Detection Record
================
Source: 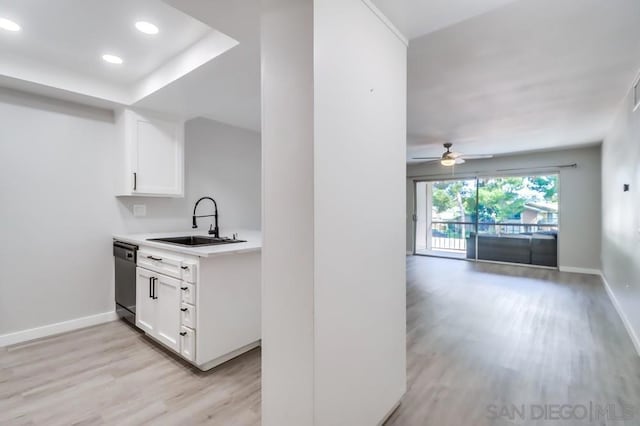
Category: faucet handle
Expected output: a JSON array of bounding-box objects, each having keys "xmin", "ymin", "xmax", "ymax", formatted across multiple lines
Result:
[{"xmin": 208, "ymin": 224, "xmax": 214, "ymax": 235}]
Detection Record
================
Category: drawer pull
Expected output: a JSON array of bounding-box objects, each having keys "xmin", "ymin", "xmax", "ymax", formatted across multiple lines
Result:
[
  {"xmin": 180, "ymin": 331, "xmax": 187, "ymax": 336},
  {"xmin": 181, "ymin": 287, "xmax": 188, "ymax": 291},
  {"xmin": 181, "ymin": 266, "xmax": 189, "ymax": 270},
  {"xmin": 181, "ymin": 308, "xmax": 188, "ymax": 312},
  {"xmin": 147, "ymin": 255, "xmax": 162, "ymax": 261}
]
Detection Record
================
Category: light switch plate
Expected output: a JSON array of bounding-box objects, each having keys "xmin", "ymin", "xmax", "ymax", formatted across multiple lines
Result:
[{"xmin": 133, "ymin": 204, "xmax": 147, "ymax": 217}]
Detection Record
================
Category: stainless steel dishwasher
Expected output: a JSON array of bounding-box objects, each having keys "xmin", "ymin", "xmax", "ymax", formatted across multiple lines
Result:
[{"xmin": 113, "ymin": 241, "xmax": 138, "ymax": 325}]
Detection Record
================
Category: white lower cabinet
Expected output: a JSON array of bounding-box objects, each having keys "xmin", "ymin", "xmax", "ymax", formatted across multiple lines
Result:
[
  {"xmin": 180, "ymin": 303, "xmax": 196, "ymax": 329},
  {"xmin": 135, "ymin": 267, "xmax": 156, "ymax": 335},
  {"xmin": 180, "ymin": 282, "xmax": 196, "ymax": 305},
  {"xmin": 133, "ymin": 244, "xmax": 260, "ymax": 371},
  {"xmin": 135, "ymin": 267, "xmax": 183, "ymax": 353},
  {"xmin": 154, "ymin": 274, "xmax": 182, "ymax": 352},
  {"xmin": 180, "ymin": 326, "xmax": 196, "ymax": 361}
]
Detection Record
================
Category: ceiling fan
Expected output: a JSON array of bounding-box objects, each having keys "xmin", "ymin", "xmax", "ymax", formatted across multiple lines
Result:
[{"xmin": 412, "ymin": 143, "xmax": 493, "ymax": 166}]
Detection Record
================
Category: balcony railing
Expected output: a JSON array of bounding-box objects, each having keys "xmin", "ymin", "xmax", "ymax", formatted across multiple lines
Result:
[{"xmin": 429, "ymin": 221, "xmax": 558, "ymax": 252}]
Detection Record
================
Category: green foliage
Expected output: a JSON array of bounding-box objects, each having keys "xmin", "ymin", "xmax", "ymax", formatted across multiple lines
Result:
[
  {"xmin": 529, "ymin": 175, "xmax": 558, "ymax": 202},
  {"xmin": 478, "ymin": 177, "xmax": 525, "ymax": 223},
  {"xmin": 432, "ymin": 180, "xmax": 476, "ymax": 218},
  {"xmin": 430, "ymin": 175, "xmax": 558, "ymax": 224},
  {"xmin": 432, "ymin": 186, "xmax": 455, "ymax": 213}
]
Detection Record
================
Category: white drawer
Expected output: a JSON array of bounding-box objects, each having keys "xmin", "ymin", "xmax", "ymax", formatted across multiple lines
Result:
[
  {"xmin": 180, "ymin": 302, "xmax": 196, "ymax": 329},
  {"xmin": 180, "ymin": 326, "xmax": 195, "ymax": 362},
  {"xmin": 180, "ymin": 282, "xmax": 196, "ymax": 305},
  {"xmin": 181, "ymin": 261, "xmax": 197, "ymax": 283},
  {"xmin": 138, "ymin": 250, "xmax": 183, "ymax": 279}
]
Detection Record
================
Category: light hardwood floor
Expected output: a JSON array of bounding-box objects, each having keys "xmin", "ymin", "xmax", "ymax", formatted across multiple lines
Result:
[
  {"xmin": 1, "ymin": 256, "xmax": 639, "ymax": 425},
  {"xmin": 0, "ymin": 322, "xmax": 261, "ymax": 425},
  {"xmin": 387, "ymin": 256, "xmax": 640, "ymax": 426}
]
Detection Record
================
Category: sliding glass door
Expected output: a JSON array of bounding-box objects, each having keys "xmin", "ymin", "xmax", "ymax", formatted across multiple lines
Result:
[
  {"xmin": 475, "ymin": 175, "xmax": 559, "ymax": 266},
  {"xmin": 415, "ymin": 174, "xmax": 559, "ymax": 267},
  {"xmin": 415, "ymin": 179, "xmax": 477, "ymax": 259}
]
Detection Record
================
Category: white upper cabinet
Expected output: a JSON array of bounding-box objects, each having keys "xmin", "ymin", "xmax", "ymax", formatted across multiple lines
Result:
[{"xmin": 115, "ymin": 108, "xmax": 184, "ymax": 197}]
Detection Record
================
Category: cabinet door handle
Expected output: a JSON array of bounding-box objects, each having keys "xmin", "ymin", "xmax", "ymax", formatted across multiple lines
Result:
[
  {"xmin": 181, "ymin": 287, "xmax": 188, "ymax": 291},
  {"xmin": 149, "ymin": 276, "xmax": 153, "ymax": 299},
  {"xmin": 147, "ymin": 255, "xmax": 162, "ymax": 261},
  {"xmin": 181, "ymin": 266, "xmax": 189, "ymax": 270},
  {"xmin": 180, "ymin": 331, "xmax": 187, "ymax": 336},
  {"xmin": 152, "ymin": 277, "xmax": 158, "ymax": 300},
  {"xmin": 133, "ymin": 172, "xmax": 137, "ymax": 191},
  {"xmin": 181, "ymin": 308, "xmax": 188, "ymax": 312}
]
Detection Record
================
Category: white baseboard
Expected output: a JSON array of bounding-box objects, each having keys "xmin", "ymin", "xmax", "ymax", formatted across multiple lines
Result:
[
  {"xmin": 0, "ymin": 311, "xmax": 118, "ymax": 347},
  {"xmin": 600, "ymin": 272, "xmax": 640, "ymax": 357},
  {"xmin": 377, "ymin": 399, "xmax": 402, "ymax": 426},
  {"xmin": 406, "ymin": 251, "xmax": 413, "ymax": 256},
  {"xmin": 558, "ymin": 266, "xmax": 601, "ymax": 275}
]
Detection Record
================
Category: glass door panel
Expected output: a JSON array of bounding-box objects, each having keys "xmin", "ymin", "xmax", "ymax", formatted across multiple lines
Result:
[
  {"xmin": 416, "ymin": 179, "xmax": 477, "ymax": 259},
  {"xmin": 476, "ymin": 175, "xmax": 559, "ymax": 266}
]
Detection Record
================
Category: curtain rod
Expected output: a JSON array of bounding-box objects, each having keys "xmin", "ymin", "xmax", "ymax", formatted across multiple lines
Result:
[
  {"xmin": 496, "ymin": 163, "xmax": 577, "ymax": 172},
  {"xmin": 407, "ymin": 163, "xmax": 577, "ymax": 180}
]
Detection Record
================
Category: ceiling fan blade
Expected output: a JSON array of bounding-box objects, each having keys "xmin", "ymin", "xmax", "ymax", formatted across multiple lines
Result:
[
  {"xmin": 449, "ymin": 152, "xmax": 463, "ymax": 158},
  {"xmin": 460, "ymin": 154, "xmax": 493, "ymax": 160},
  {"xmin": 411, "ymin": 157, "xmax": 441, "ymax": 160},
  {"xmin": 455, "ymin": 158, "xmax": 466, "ymax": 165}
]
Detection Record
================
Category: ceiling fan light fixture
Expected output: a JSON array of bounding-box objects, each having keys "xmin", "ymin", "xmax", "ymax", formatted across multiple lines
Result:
[{"xmin": 441, "ymin": 158, "xmax": 456, "ymax": 167}]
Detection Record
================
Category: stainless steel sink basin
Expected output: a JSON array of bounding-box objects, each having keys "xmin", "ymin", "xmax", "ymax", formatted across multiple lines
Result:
[{"xmin": 148, "ymin": 236, "xmax": 246, "ymax": 247}]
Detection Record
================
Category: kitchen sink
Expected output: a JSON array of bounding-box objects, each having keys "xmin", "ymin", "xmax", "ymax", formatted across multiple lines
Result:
[{"xmin": 148, "ymin": 236, "xmax": 247, "ymax": 247}]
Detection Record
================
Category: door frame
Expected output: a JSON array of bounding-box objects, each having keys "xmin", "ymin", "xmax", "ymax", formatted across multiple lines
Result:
[{"xmin": 411, "ymin": 172, "xmax": 561, "ymax": 269}]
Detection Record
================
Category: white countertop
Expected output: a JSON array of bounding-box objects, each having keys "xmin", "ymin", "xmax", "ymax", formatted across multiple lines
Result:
[{"xmin": 113, "ymin": 229, "xmax": 262, "ymax": 258}]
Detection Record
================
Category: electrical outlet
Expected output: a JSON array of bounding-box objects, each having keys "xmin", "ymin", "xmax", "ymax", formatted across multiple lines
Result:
[{"xmin": 133, "ymin": 204, "xmax": 147, "ymax": 217}]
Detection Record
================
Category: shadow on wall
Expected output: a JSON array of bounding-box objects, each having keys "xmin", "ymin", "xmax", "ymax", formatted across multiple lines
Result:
[{"xmin": 0, "ymin": 87, "xmax": 114, "ymax": 123}]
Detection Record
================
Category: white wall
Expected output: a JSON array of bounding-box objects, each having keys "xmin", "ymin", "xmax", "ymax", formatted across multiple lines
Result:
[
  {"xmin": 261, "ymin": 0, "xmax": 316, "ymax": 423},
  {"xmin": 601, "ymin": 74, "xmax": 640, "ymax": 350},
  {"xmin": 0, "ymin": 88, "xmax": 261, "ymax": 337},
  {"xmin": 0, "ymin": 89, "xmax": 119, "ymax": 336},
  {"xmin": 407, "ymin": 145, "xmax": 602, "ymax": 271},
  {"xmin": 261, "ymin": 0, "xmax": 407, "ymax": 424},
  {"xmin": 313, "ymin": 0, "xmax": 407, "ymax": 424}
]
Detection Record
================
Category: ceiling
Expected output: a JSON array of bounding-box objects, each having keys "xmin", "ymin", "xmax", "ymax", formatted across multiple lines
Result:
[
  {"xmin": 0, "ymin": 0, "xmax": 210, "ymax": 86},
  {"xmin": 136, "ymin": 0, "xmax": 261, "ymax": 131},
  {"xmin": 370, "ymin": 0, "xmax": 520, "ymax": 39},
  {"xmin": 407, "ymin": 0, "xmax": 640, "ymax": 163},
  {"xmin": 0, "ymin": 0, "xmax": 238, "ymax": 107},
  {"xmin": 1, "ymin": 0, "xmax": 638, "ymax": 152}
]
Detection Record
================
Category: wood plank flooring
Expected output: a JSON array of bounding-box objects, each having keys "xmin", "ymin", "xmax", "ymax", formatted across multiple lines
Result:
[
  {"xmin": 0, "ymin": 322, "xmax": 260, "ymax": 425},
  {"xmin": 387, "ymin": 257, "xmax": 640, "ymax": 426},
  {"xmin": 2, "ymin": 256, "xmax": 639, "ymax": 425}
]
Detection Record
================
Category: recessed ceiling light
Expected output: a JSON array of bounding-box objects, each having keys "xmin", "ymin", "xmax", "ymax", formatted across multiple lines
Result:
[
  {"xmin": 0, "ymin": 17, "xmax": 21, "ymax": 32},
  {"xmin": 135, "ymin": 21, "xmax": 159, "ymax": 35},
  {"xmin": 102, "ymin": 54, "xmax": 123, "ymax": 65}
]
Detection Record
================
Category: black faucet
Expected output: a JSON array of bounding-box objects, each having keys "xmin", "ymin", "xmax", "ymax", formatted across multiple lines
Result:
[{"xmin": 192, "ymin": 196, "xmax": 219, "ymax": 238}]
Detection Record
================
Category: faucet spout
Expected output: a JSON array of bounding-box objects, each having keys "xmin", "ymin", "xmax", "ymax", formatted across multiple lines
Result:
[{"xmin": 192, "ymin": 196, "xmax": 219, "ymax": 238}]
